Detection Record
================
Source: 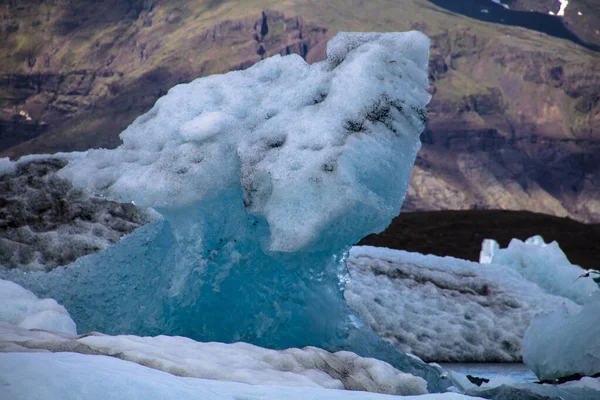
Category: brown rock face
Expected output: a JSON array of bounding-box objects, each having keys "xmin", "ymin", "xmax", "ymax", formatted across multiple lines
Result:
[
  {"xmin": 402, "ymin": 28, "xmax": 600, "ymax": 223},
  {"xmin": 1, "ymin": 0, "xmax": 599, "ymax": 223},
  {"xmin": 0, "ymin": 4, "xmax": 329, "ymax": 156}
]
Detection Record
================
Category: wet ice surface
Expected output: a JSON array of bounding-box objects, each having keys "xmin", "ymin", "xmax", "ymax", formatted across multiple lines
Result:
[{"xmin": 441, "ymin": 363, "xmax": 538, "ymax": 384}]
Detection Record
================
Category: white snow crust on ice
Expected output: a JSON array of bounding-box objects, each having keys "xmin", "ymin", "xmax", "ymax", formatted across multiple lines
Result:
[
  {"xmin": 490, "ymin": 236, "xmax": 598, "ymax": 304},
  {"xmin": 59, "ymin": 31, "xmax": 430, "ymax": 252},
  {"xmin": 345, "ymin": 246, "xmax": 580, "ymax": 362},
  {"xmin": 0, "ymin": 152, "xmax": 87, "ymax": 178},
  {"xmin": 0, "ymin": 278, "xmax": 76, "ymax": 335},
  {"xmin": 0, "ymin": 352, "xmax": 484, "ymax": 400},
  {"xmin": 522, "ymin": 291, "xmax": 600, "ymax": 381},
  {"xmin": 0, "ymin": 321, "xmax": 426, "ymax": 395}
]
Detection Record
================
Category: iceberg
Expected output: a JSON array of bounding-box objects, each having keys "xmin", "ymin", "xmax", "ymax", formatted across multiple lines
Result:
[
  {"xmin": 522, "ymin": 292, "xmax": 600, "ymax": 381},
  {"xmin": 487, "ymin": 236, "xmax": 598, "ymax": 304},
  {"xmin": 0, "ymin": 32, "xmax": 450, "ymax": 389},
  {"xmin": 0, "ymin": 278, "xmax": 76, "ymax": 335},
  {"xmin": 345, "ymin": 246, "xmax": 579, "ymax": 362}
]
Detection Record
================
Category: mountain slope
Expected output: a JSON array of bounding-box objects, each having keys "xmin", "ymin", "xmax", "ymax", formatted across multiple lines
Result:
[{"xmin": 1, "ymin": 0, "xmax": 599, "ymax": 222}]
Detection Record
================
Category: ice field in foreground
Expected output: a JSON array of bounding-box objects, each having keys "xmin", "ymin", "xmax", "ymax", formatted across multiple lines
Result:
[{"xmin": 0, "ymin": 352, "xmax": 480, "ymax": 400}]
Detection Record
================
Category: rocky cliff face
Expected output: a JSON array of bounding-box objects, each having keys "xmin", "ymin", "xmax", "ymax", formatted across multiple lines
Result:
[
  {"xmin": 1, "ymin": 0, "xmax": 599, "ymax": 222},
  {"xmin": 403, "ymin": 27, "xmax": 600, "ymax": 223},
  {"xmin": 0, "ymin": 2, "xmax": 329, "ymax": 155}
]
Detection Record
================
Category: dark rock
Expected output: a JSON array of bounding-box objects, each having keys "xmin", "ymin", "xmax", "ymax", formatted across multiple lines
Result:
[{"xmin": 466, "ymin": 374, "xmax": 490, "ymax": 386}]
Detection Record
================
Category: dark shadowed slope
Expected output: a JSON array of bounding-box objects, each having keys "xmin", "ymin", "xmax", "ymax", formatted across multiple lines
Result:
[{"xmin": 359, "ymin": 210, "xmax": 600, "ymax": 271}]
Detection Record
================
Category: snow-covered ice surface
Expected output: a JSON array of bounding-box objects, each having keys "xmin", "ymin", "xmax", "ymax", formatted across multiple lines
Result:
[
  {"xmin": 0, "ymin": 322, "xmax": 428, "ymax": 396},
  {"xmin": 522, "ymin": 292, "xmax": 600, "ymax": 381},
  {"xmin": 345, "ymin": 246, "xmax": 579, "ymax": 362},
  {"xmin": 0, "ymin": 278, "xmax": 76, "ymax": 335},
  {"xmin": 490, "ymin": 236, "xmax": 598, "ymax": 305},
  {"xmin": 0, "ymin": 32, "xmax": 450, "ymax": 390},
  {"xmin": 0, "ymin": 352, "xmax": 482, "ymax": 400}
]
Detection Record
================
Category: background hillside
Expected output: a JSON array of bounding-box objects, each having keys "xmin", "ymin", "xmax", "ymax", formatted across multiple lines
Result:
[{"xmin": 1, "ymin": 0, "xmax": 599, "ymax": 222}]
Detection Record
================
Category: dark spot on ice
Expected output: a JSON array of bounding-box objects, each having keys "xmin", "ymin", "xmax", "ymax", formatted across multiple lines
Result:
[
  {"xmin": 411, "ymin": 105, "xmax": 428, "ymax": 124},
  {"xmin": 344, "ymin": 120, "xmax": 365, "ymax": 133},
  {"xmin": 366, "ymin": 98, "xmax": 392, "ymax": 124},
  {"xmin": 312, "ymin": 90, "xmax": 328, "ymax": 105},
  {"xmin": 322, "ymin": 162, "xmax": 335, "ymax": 172},
  {"xmin": 265, "ymin": 135, "xmax": 286, "ymax": 149}
]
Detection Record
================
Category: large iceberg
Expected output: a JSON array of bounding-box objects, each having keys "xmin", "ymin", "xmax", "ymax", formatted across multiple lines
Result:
[{"xmin": 0, "ymin": 32, "xmax": 449, "ymax": 389}]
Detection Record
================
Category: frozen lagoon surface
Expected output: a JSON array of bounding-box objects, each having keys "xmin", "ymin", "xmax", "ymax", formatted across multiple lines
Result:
[{"xmin": 0, "ymin": 31, "xmax": 453, "ymax": 391}]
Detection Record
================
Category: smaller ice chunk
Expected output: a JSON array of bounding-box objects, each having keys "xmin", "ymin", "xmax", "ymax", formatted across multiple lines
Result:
[
  {"xmin": 0, "ymin": 278, "xmax": 76, "ymax": 335},
  {"xmin": 491, "ymin": 236, "xmax": 598, "ymax": 304},
  {"xmin": 478, "ymin": 239, "xmax": 499, "ymax": 264},
  {"xmin": 522, "ymin": 292, "xmax": 600, "ymax": 381}
]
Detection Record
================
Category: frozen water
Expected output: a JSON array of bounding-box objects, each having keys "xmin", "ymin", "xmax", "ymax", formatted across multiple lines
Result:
[
  {"xmin": 490, "ymin": 236, "xmax": 598, "ymax": 304},
  {"xmin": 0, "ymin": 352, "xmax": 483, "ymax": 400},
  {"xmin": 522, "ymin": 292, "xmax": 600, "ymax": 381},
  {"xmin": 478, "ymin": 239, "xmax": 499, "ymax": 264},
  {"xmin": 0, "ymin": 32, "xmax": 449, "ymax": 390},
  {"xmin": 0, "ymin": 278, "xmax": 76, "ymax": 335},
  {"xmin": 59, "ymin": 31, "xmax": 430, "ymax": 253},
  {"xmin": 0, "ymin": 157, "xmax": 157, "ymax": 271},
  {"xmin": 345, "ymin": 246, "xmax": 579, "ymax": 362},
  {"xmin": 0, "ymin": 321, "xmax": 427, "ymax": 396}
]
